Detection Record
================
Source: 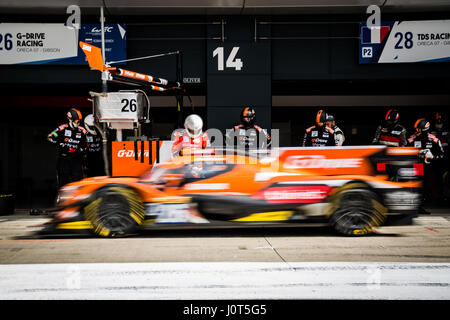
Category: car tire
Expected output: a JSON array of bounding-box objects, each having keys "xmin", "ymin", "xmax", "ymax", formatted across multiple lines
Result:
[
  {"xmin": 83, "ymin": 186, "xmax": 144, "ymax": 237},
  {"xmin": 329, "ymin": 184, "xmax": 387, "ymax": 236}
]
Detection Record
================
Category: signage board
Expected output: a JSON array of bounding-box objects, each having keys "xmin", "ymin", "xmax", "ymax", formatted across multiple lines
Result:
[
  {"xmin": 0, "ymin": 23, "xmax": 126, "ymax": 65},
  {"xmin": 359, "ymin": 20, "xmax": 450, "ymax": 63}
]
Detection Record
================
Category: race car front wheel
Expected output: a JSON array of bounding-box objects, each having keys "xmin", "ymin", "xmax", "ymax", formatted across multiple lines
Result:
[
  {"xmin": 329, "ymin": 185, "xmax": 387, "ymax": 236},
  {"xmin": 83, "ymin": 186, "xmax": 144, "ymax": 237}
]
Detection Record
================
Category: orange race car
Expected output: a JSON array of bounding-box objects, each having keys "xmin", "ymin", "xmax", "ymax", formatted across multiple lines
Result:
[{"xmin": 38, "ymin": 146, "xmax": 423, "ymax": 237}]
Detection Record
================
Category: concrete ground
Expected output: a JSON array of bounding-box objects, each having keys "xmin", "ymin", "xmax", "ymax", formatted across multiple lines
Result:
[
  {"xmin": 1, "ymin": 210, "xmax": 449, "ymax": 300},
  {"xmin": 0, "ymin": 209, "xmax": 449, "ymax": 264}
]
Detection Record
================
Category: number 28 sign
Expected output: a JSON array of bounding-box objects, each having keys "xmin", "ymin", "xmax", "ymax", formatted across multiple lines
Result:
[{"xmin": 359, "ymin": 20, "xmax": 450, "ymax": 63}]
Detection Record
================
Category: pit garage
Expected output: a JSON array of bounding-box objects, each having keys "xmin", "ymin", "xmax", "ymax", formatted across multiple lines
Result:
[
  {"xmin": 1, "ymin": 0, "xmax": 450, "ymax": 305},
  {"xmin": 0, "ymin": 1, "xmax": 449, "ymax": 209}
]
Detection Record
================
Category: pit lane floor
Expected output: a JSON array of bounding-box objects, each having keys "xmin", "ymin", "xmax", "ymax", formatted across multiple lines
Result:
[{"xmin": 0, "ymin": 209, "xmax": 449, "ymax": 299}]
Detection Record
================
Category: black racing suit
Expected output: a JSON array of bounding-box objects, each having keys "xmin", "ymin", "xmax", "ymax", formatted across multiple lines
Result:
[
  {"xmin": 372, "ymin": 123, "xmax": 408, "ymax": 147},
  {"xmin": 225, "ymin": 124, "xmax": 271, "ymax": 150},
  {"xmin": 407, "ymin": 132, "xmax": 444, "ymax": 204},
  {"xmin": 431, "ymin": 124, "xmax": 449, "ymax": 161},
  {"xmin": 431, "ymin": 124, "xmax": 450, "ymax": 202},
  {"xmin": 84, "ymin": 128, "xmax": 105, "ymax": 177},
  {"xmin": 47, "ymin": 123, "xmax": 87, "ymax": 188},
  {"xmin": 302, "ymin": 125, "xmax": 336, "ymax": 147}
]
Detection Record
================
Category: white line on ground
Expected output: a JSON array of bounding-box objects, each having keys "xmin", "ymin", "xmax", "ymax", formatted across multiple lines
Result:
[{"xmin": 0, "ymin": 262, "xmax": 449, "ymax": 300}]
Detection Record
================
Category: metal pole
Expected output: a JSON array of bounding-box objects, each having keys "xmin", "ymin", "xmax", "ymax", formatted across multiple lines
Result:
[
  {"xmin": 99, "ymin": 7, "xmax": 111, "ymax": 174},
  {"xmin": 176, "ymin": 51, "xmax": 183, "ymax": 128},
  {"xmin": 100, "ymin": 7, "xmax": 107, "ymax": 93}
]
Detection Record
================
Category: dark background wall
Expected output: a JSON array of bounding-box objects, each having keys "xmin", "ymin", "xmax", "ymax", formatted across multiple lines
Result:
[{"xmin": 1, "ymin": 10, "xmax": 450, "ymax": 208}]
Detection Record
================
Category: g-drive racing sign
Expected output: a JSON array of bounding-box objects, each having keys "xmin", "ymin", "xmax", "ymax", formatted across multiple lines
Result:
[
  {"xmin": 0, "ymin": 23, "xmax": 126, "ymax": 65},
  {"xmin": 359, "ymin": 20, "xmax": 450, "ymax": 63}
]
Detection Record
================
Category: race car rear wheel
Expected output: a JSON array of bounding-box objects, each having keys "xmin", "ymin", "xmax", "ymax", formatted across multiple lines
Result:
[
  {"xmin": 329, "ymin": 185, "xmax": 387, "ymax": 236},
  {"xmin": 83, "ymin": 186, "xmax": 144, "ymax": 237}
]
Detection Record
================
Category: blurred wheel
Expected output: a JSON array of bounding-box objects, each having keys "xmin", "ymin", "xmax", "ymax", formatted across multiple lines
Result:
[
  {"xmin": 84, "ymin": 186, "xmax": 144, "ymax": 237},
  {"xmin": 329, "ymin": 184, "xmax": 387, "ymax": 236}
]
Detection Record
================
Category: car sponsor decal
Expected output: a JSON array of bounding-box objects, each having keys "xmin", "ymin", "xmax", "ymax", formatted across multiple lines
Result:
[
  {"xmin": 283, "ymin": 155, "xmax": 363, "ymax": 169},
  {"xmin": 256, "ymin": 185, "xmax": 333, "ymax": 203}
]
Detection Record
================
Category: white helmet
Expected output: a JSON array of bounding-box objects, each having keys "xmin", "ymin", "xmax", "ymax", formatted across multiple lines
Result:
[
  {"xmin": 184, "ymin": 114, "xmax": 203, "ymax": 138},
  {"xmin": 84, "ymin": 114, "xmax": 97, "ymax": 135}
]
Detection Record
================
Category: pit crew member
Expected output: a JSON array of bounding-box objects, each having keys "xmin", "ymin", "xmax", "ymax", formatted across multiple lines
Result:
[
  {"xmin": 302, "ymin": 110, "xmax": 336, "ymax": 147},
  {"xmin": 430, "ymin": 112, "xmax": 449, "ymax": 203},
  {"xmin": 326, "ymin": 113, "xmax": 345, "ymax": 146},
  {"xmin": 408, "ymin": 118, "xmax": 444, "ymax": 205},
  {"xmin": 226, "ymin": 107, "xmax": 271, "ymax": 150},
  {"xmin": 83, "ymin": 114, "xmax": 105, "ymax": 177},
  {"xmin": 372, "ymin": 109, "xmax": 407, "ymax": 147},
  {"xmin": 47, "ymin": 108, "xmax": 87, "ymax": 188}
]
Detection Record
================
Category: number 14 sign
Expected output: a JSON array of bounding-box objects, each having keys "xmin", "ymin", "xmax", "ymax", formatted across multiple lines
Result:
[{"xmin": 212, "ymin": 46, "xmax": 243, "ymax": 71}]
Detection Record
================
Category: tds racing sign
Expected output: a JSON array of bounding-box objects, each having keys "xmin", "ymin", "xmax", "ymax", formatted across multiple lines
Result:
[{"xmin": 359, "ymin": 20, "xmax": 450, "ymax": 63}]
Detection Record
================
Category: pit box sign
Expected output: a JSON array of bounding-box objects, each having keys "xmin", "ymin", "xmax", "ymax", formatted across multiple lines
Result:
[
  {"xmin": 359, "ymin": 20, "xmax": 450, "ymax": 63},
  {"xmin": 0, "ymin": 23, "xmax": 126, "ymax": 65}
]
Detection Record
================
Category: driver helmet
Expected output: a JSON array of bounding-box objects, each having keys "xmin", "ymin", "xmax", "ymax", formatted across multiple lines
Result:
[
  {"xmin": 67, "ymin": 108, "xmax": 82, "ymax": 128},
  {"xmin": 184, "ymin": 114, "xmax": 203, "ymax": 138},
  {"xmin": 84, "ymin": 114, "xmax": 97, "ymax": 135}
]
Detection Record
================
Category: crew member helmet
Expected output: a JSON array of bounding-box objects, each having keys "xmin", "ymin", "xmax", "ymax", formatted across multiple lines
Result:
[
  {"xmin": 434, "ymin": 112, "xmax": 446, "ymax": 129},
  {"xmin": 67, "ymin": 108, "xmax": 82, "ymax": 128},
  {"xmin": 316, "ymin": 109, "xmax": 328, "ymax": 126},
  {"xmin": 414, "ymin": 118, "xmax": 430, "ymax": 134},
  {"xmin": 184, "ymin": 114, "xmax": 203, "ymax": 138},
  {"xmin": 240, "ymin": 107, "xmax": 256, "ymax": 126},
  {"xmin": 84, "ymin": 114, "xmax": 96, "ymax": 135},
  {"xmin": 384, "ymin": 109, "xmax": 400, "ymax": 126}
]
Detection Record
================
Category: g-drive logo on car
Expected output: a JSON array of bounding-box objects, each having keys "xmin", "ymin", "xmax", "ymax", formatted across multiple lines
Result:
[{"xmin": 283, "ymin": 155, "xmax": 363, "ymax": 169}]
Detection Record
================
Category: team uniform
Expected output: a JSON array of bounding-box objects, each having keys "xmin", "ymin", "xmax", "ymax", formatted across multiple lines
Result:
[
  {"xmin": 431, "ymin": 124, "xmax": 449, "ymax": 159},
  {"xmin": 408, "ymin": 118, "xmax": 445, "ymax": 205},
  {"xmin": 84, "ymin": 128, "xmax": 104, "ymax": 177},
  {"xmin": 226, "ymin": 124, "xmax": 271, "ymax": 149},
  {"xmin": 332, "ymin": 126, "xmax": 345, "ymax": 146},
  {"xmin": 171, "ymin": 130, "xmax": 210, "ymax": 156},
  {"xmin": 227, "ymin": 107, "xmax": 271, "ymax": 150},
  {"xmin": 47, "ymin": 123, "xmax": 87, "ymax": 188},
  {"xmin": 372, "ymin": 109, "xmax": 407, "ymax": 147},
  {"xmin": 326, "ymin": 114, "xmax": 345, "ymax": 146},
  {"xmin": 372, "ymin": 124, "xmax": 408, "ymax": 147},
  {"xmin": 407, "ymin": 132, "xmax": 444, "ymax": 161},
  {"xmin": 302, "ymin": 125, "xmax": 336, "ymax": 147}
]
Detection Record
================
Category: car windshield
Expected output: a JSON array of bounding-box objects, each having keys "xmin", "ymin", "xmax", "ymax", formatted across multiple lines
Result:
[{"xmin": 140, "ymin": 161, "xmax": 234, "ymax": 184}]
